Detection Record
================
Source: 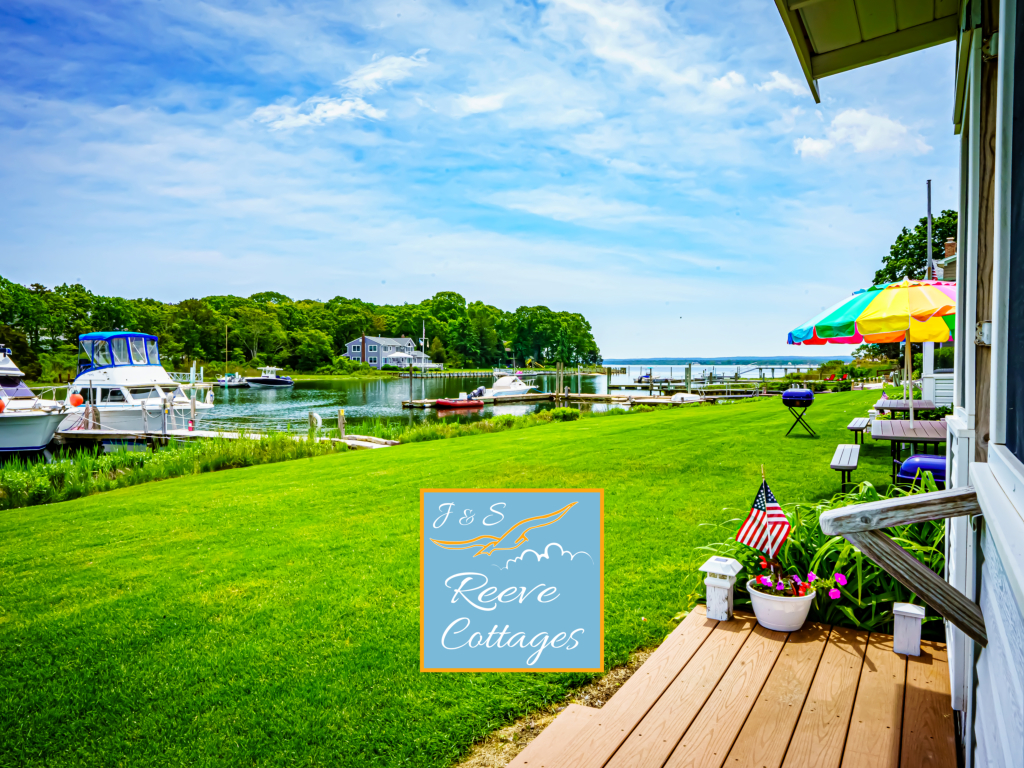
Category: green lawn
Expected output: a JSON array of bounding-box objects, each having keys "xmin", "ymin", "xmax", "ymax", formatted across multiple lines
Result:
[{"xmin": 0, "ymin": 390, "xmax": 892, "ymax": 767}]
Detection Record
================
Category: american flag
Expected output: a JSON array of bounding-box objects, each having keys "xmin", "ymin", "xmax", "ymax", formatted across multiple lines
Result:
[{"xmin": 735, "ymin": 480, "xmax": 790, "ymax": 558}]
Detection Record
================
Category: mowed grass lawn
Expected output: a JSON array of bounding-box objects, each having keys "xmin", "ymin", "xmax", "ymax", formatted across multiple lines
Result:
[{"xmin": 1, "ymin": 390, "xmax": 892, "ymax": 767}]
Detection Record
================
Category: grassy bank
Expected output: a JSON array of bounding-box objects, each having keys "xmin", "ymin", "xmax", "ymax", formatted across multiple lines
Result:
[{"xmin": 1, "ymin": 390, "xmax": 891, "ymax": 767}]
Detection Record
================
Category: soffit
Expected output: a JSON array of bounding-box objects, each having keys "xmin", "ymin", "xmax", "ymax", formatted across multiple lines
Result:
[{"xmin": 775, "ymin": 0, "xmax": 960, "ymax": 102}]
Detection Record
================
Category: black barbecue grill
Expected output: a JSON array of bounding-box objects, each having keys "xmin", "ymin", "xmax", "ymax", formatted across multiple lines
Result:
[{"xmin": 783, "ymin": 388, "xmax": 816, "ymax": 436}]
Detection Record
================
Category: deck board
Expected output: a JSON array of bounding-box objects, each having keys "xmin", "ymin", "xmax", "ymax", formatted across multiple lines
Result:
[
  {"xmin": 604, "ymin": 616, "xmax": 756, "ymax": 768},
  {"xmin": 725, "ymin": 623, "xmax": 831, "ymax": 768},
  {"xmin": 900, "ymin": 641, "xmax": 957, "ymax": 768},
  {"xmin": 507, "ymin": 618, "xmax": 958, "ymax": 768},
  {"xmin": 781, "ymin": 626, "xmax": 869, "ymax": 768},
  {"xmin": 663, "ymin": 623, "xmax": 788, "ymax": 768},
  {"xmin": 840, "ymin": 634, "xmax": 906, "ymax": 768},
  {"xmin": 506, "ymin": 704, "xmax": 595, "ymax": 768},
  {"xmin": 539, "ymin": 606, "xmax": 719, "ymax": 768}
]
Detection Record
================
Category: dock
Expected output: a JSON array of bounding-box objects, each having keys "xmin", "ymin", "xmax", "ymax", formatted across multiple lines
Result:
[
  {"xmin": 401, "ymin": 391, "xmax": 778, "ymax": 408},
  {"xmin": 55, "ymin": 428, "xmax": 395, "ymax": 450}
]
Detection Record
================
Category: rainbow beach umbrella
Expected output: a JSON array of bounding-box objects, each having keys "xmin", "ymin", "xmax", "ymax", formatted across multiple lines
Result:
[
  {"xmin": 788, "ymin": 279, "xmax": 956, "ymax": 346},
  {"xmin": 788, "ymin": 278, "xmax": 957, "ymax": 425}
]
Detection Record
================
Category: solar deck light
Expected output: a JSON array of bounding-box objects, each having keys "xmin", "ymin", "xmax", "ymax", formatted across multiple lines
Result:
[
  {"xmin": 893, "ymin": 602, "xmax": 926, "ymax": 656},
  {"xmin": 699, "ymin": 556, "xmax": 744, "ymax": 621}
]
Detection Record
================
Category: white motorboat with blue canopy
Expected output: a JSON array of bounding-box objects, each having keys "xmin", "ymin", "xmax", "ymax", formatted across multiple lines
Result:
[
  {"xmin": 62, "ymin": 331, "xmax": 214, "ymax": 432},
  {"xmin": 0, "ymin": 346, "xmax": 69, "ymax": 452}
]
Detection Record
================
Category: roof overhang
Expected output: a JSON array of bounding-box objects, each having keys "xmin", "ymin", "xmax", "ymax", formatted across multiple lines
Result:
[{"xmin": 773, "ymin": 0, "xmax": 960, "ymax": 104}]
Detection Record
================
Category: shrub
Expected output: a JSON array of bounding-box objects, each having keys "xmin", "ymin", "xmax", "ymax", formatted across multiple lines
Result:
[
  {"xmin": 630, "ymin": 404, "xmax": 656, "ymax": 413},
  {"xmin": 549, "ymin": 407, "xmax": 581, "ymax": 421},
  {"xmin": 698, "ymin": 477, "xmax": 944, "ymax": 634}
]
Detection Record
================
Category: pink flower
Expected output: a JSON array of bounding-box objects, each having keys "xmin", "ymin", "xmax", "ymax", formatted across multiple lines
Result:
[
  {"xmin": 791, "ymin": 575, "xmax": 802, "ymax": 585},
  {"xmin": 807, "ymin": 572, "xmax": 817, "ymax": 582},
  {"xmin": 829, "ymin": 588, "xmax": 841, "ymax": 600},
  {"xmin": 775, "ymin": 582, "xmax": 785, "ymax": 591},
  {"xmin": 835, "ymin": 573, "xmax": 848, "ymax": 587},
  {"xmin": 759, "ymin": 575, "xmax": 772, "ymax": 587}
]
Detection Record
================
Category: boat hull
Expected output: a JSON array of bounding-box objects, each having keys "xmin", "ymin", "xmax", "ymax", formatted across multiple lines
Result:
[
  {"xmin": 0, "ymin": 411, "xmax": 68, "ymax": 451},
  {"xmin": 245, "ymin": 379, "xmax": 293, "ymax": 389},
  {"xmin": 59, "ymin": 403, "xmax": 213, "ymax": 432},
  {"xmin": 435, "ymin": 399, "xmax": 484, "ymax": 409}
]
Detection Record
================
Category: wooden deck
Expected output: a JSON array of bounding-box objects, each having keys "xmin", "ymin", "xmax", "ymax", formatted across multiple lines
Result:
[{"xmin": 508, "ymin": 606, "xmax": 956, "ymax": 768}]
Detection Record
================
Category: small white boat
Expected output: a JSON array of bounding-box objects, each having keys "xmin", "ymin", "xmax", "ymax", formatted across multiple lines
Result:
[
  {"xmin": 0, "ymin": 348, "xmax": 69, "ymax": 452},
  {"xmin": 245, "ymin": 366, "xmax": 293, "ymax": 389},
  {"xmin": 62, "ymin": 332, "xmax": 214, "ymax": 432},
  {"xmin": 217, "ymin": 373, "xmax": 250, "ymax": 388},
  {"xmin": 482, "ymin": 375, "xmax": 537, "ymax": 399}
]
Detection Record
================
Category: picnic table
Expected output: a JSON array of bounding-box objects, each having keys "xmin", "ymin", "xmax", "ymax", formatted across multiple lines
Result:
[
  {"xmin": 874, "ymin": 398, "xmax": 936, "ymax": 416},
  {"xmin": 871, "ymin": 418, "xmax": 947, "ymax": 483}
]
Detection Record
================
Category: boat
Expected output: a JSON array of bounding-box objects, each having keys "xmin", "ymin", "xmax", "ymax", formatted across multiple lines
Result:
[
  {"xmin": 245, "ymin": 366, "xmax": 294, "ymax": 389},
  {"xmin": 434, "ymin": 398, "xmax": 484, "ymax": 409},
  {"xmin": 481, "ymin": 376, "xmax": 537, "ymax": 399},
  {"xmin": 0, "ymin": 347, "xmax": 69, "ymax": 452},
  {"xmin": 216, "ymin": 373, "xmax": 249, "ymax": 388},
  {"xmin": 62, "ymin": 332, "xmax": 214, "ymax": 432}
]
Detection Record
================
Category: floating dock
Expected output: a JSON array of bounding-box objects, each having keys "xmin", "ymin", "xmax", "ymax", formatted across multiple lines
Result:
[{"xmin": 401, "ymin": 391, "xmax": 778, "ymax": 408}]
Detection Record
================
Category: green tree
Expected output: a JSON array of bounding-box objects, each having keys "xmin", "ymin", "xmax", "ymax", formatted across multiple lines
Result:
[
  {"xmin": 294, "ymin": 329, "xmax": 334, "ymax": 371},
  {"xmin": 428, "ymin": 336, "xmax": 446, "ymax": 363},
  {"xmin": 874, "ymin": 209, "xmax": 957, "ymax": 285}
]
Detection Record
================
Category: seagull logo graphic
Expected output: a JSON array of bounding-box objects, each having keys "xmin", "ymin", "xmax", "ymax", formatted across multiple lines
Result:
[{"xmin": 430, "ymin": 502, "xmax": 577, "ymax": 556}]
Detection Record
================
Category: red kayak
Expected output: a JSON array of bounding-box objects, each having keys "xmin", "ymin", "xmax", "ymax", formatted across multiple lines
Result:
[{"xmin": 434, "ymin": 399, "xmax": 484, "ymax": 409}]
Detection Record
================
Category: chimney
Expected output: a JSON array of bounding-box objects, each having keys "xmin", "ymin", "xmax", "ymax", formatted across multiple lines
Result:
[{"xmin": 944, "ymin": 237, "xmax": 956, "ymax": 259}]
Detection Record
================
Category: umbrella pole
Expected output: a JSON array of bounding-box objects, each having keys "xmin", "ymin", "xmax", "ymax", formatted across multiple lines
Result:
[{"xmin": 907, "ymin": 335, "xmax": 914, "ymax": 428}]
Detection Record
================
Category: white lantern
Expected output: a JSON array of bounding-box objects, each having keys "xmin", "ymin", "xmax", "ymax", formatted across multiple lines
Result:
[
  {"xmin": 699, "ymin": 556, "xmax": 744, "ymax": 621},
  {"xmin": 893, "ymin": 602, "xmax": 926, "ymax": 656}
]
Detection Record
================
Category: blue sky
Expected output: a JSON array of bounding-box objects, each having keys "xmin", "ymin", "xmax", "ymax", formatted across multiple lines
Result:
[{"xmin": 0, "ymin": 0, "xmax": 958, "ymax": 357}]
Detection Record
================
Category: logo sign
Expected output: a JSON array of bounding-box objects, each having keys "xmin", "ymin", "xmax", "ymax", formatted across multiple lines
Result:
[{"xmin": 420, "ymin": 489, "xmax": 603, "ymax": 672}]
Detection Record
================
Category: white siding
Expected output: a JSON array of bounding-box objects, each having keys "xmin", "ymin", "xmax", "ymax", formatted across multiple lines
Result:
[{"xmin": 975, "ymin": 521, "xmax": 1024, "ymax": 766}]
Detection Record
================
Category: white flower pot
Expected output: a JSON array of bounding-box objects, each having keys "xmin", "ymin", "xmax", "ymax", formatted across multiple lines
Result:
[{"xmin": 746, "ymin": 579, "xmax": 816, "ymax": 632}]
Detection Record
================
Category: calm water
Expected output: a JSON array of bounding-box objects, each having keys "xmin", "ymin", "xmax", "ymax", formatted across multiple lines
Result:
[{"xmin": 202, "ymin": 364, "xmax": 814, "ymax": 430}]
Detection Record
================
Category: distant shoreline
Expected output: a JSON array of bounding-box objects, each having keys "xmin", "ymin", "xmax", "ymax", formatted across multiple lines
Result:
[{"xmin": 601, "ymin": 355, "xmax": 853, "ymax": 365}]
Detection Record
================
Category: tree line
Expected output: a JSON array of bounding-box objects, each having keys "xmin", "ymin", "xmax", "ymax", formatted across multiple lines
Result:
[{"xmin": 0, "ymin": 279, "xmax": 602, "ymax": 379}]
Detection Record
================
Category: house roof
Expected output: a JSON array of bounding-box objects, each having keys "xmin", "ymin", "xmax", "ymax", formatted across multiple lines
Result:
[
  {"xmin": 773, "ymin": 0, "xmax": 959, "ymax": 103},
  {"xmin": 350, "ymin": 336, "xmax": 414, "ymax": 346}
]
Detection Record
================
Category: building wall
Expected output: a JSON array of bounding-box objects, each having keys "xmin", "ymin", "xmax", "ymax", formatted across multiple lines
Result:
[{"xmin": 974, "ymin": 519, "xmax": 1024, "ymax": 766}]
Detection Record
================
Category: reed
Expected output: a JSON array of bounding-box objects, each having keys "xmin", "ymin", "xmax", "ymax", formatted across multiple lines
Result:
[{"xmin": 0, "ymin": 434, "xmax": 345, "ymax": 511}]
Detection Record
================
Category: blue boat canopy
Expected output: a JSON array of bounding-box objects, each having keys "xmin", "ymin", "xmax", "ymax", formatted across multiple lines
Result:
[{"xmin": 78, "ymin": 332, "xmax": 160, "ymax": 374}]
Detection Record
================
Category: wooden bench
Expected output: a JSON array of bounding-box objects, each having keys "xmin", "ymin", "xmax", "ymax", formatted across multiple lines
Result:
[
  {"xmin": 831, "ymin": 443, "xmax": 860, "ymax": 489},
  {"xmin": 847, "ymin": 417, "xmax": 870, "ymax": 444}
]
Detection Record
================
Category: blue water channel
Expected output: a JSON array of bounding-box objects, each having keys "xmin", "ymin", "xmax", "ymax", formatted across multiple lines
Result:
[{"xmin": 202, "ymin": 364, "xmax": 792, "ymax": 431}]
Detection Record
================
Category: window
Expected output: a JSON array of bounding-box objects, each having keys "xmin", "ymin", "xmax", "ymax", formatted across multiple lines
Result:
[
  {"xmin": 1008, "ymin": 31, "xmax": 1024, "ymax": 461},
  {"xmin": 112, "ymin": 337, "xmax": 130, "ymax": 365},
  {"xmin": 369, "ymin": 357, "xmax": 378, "ymax": 364},
  {"xmin": 103, "ymin": 388, "xmax": 127, "ymax": 403},
  {"xmin": 352, "ymin": 344, "xmax": 361, "ymax": 351},
  {"xmin": 129, "ymin": 337, "xmax": 148, "ymax": 364},
  {"xmin": 79, "ymin": 341, "xmax": 92, "ymax": 367},
  {"xmin": 369, "ymin": 345, "xmax": 378, "ymax": 352},
  {"xmin": 93, "ymin": 340, "xmax": 112, "ymax": 367},
  {"xmin": 146, "ymin": 339, "xmax": 159, "ymax": 365},
  {"xmin": 129, "ymin": 387, "xmax": 160, "ymax": 402}
]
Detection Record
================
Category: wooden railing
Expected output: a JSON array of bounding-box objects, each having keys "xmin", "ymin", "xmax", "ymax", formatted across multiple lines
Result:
[{"xmin": 819, "ymin": 487, "xmax": 987, "ymax": 646}]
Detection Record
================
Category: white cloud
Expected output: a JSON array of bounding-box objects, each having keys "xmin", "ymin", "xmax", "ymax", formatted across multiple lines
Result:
[
  {"xmin": 338, "ymin": 50, "xmax": 429, "ymax": 95},
  {"xmin": 500, "ymin": 542, "xmax": 593, "ymax": 570},
  {"xmin": 252, "ymin": 96, "xmax": 385, "ymax": 130},
  {"xmin": 795, "ymin": 109, "xmax": 931, "ymax": 157},
  {"xmin": 453, "ymin": 92, "xmax": 507, "ymax": 117},
  {"xmin": 709, "ymin": 71, "xmax": 745, "ymax": 92},
  {"xmin": 794, "ymin": 136, "xmax": 834, "ymax": 158},
  {"xmin": 757, "ymin": 71, "xmax": 805, "ymax": 96},
  {"xmin": 490, "ymin": 187, "xmax": 656, "ymax": 225}
]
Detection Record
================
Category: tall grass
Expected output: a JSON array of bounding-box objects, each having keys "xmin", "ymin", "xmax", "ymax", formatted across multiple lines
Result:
[
  {"xmin": 0, "ymin": 434, "xmax": 345, "ymax": 511},
  {"xmin": 698, "ymin": 475, "xmax": 946, "ymax": 634}
]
